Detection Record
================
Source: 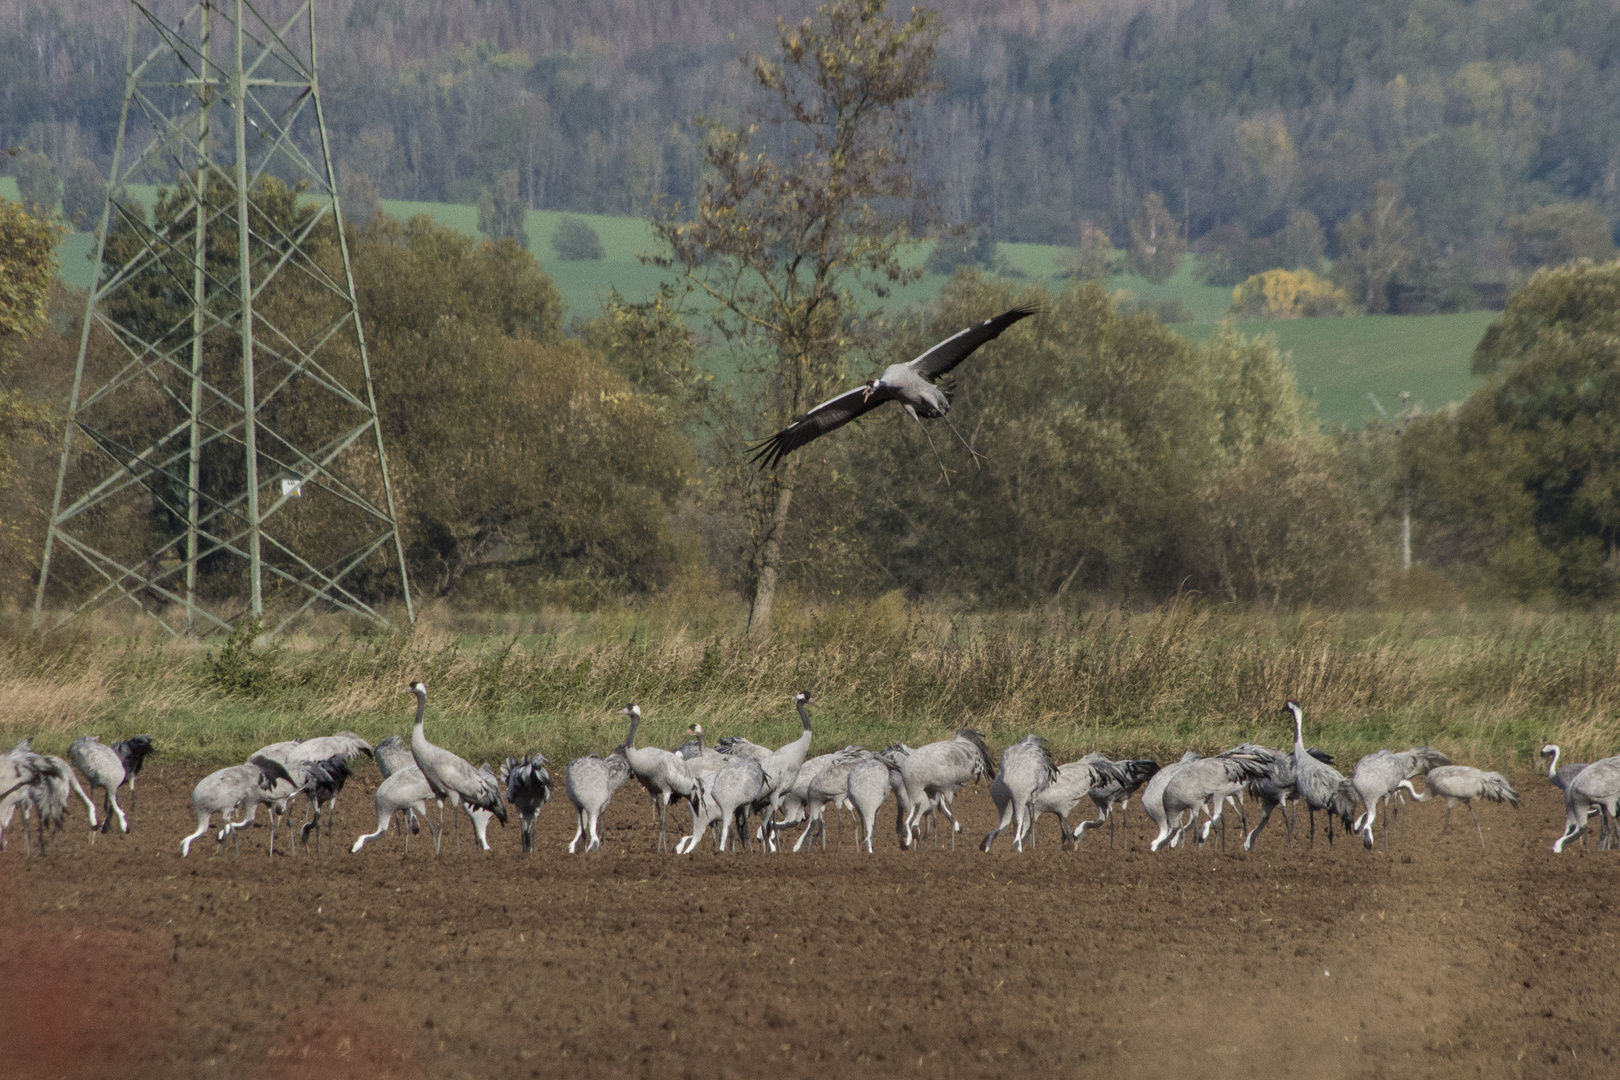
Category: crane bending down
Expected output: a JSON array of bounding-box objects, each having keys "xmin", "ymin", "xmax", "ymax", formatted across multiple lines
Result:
[
  {"xmin": 1236, "ymin": 744, "xmax": 1336, "ymax": 852},
  {"xmin": 1552, "ymin": 755, "xmax": 1620, "ymax": 852},
  {"xmin": 503, "ymin": 755, "xmax": 552, "ymax": 853},
  {"xmin": 407, "ymin": 681, "xmax": 507, "ymax": 853},
  {"xmin": 981, "ymin": 735, "xmax": 1063, "ymax": 852},
  {"xmin": 845, "ymin": 751, "xmax": 904, "ymax": 853},
  {"xmin": 1061, "ymin": 754, "xmax": 1160, "ymax": 848},
  {"xmin": 680, "ymin": 757, "xmax": 767, "ymax": 854},
  {"xmin": 1350, "ymin": 746, "xmax": 1451, "ymax": 849},
  {"xmin": 69, "ymin": 735, "xmax": 144, "ymax": 834},
  {"xmin": 179, "ymin": 755, "xmax": 295, "ymax": 856},
  {"xmin": 1400, "ymin": 766, "xmax": 1519, "ymax": 847},
  {"xmin": 1148, "ymin": 749, "xmax": 1271, "ymax": 851},
  {"xmin": 748, "ymin": 306, "xmax": 1039, "ymax": 474},
  {"xmin": 351, "ymin": 764, "xmax": 497, "ymax": 854},
  {"xmin": 899, "ymin": 730, "xmax": 995, "ymax": 849},
  {"xmin": 112, "ymin": 735, "xmax": 157, "ymax": 812},
  {"xmin": 566, "ymin": 748, "xmax": 632, "ymax": 853}
]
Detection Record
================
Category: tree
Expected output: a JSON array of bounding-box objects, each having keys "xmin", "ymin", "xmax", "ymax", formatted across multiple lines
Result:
[
  {"xmin": 60, "ymin": 158, "xmax": 106, "ymax": 229},
  {"xmin": 1057, "ymin": 221, "xmax": 1118, "ymax": 281},
  {"xmin": 551, "ymin": 217, "xmax": 604, "ymax": 261},
  {"xmin": 1504, "ymin": 203, "xmax": 1614, "ymax": 270},
  {"xmin": 1229, "ymin": 269, "xmax": 1352, "ymax": 319},
  {"xmin": 0, "ymin": 196, "xmax": 64, "ymax": 596},
  {"xmin": 1333, "ymin": 181, "xmax": 1418, "ymax": 314},
  {"xmin": 14, "ymin": 151, "xmax": 57, "ymax": 213},
  {"xmin": 650, "ymin": 0, "xmax": 942, "ymax": 636},
  {"xmin": 1409, "ymin": 260, "xmax": 1620, "ymax": 599},
  {"xmin": 1127, "ymin": 192, "xmax": 1185, "ymax": 282},
  {"xmin": 477, "ymin": 168, "xmax": 528, "ymax": 249}
]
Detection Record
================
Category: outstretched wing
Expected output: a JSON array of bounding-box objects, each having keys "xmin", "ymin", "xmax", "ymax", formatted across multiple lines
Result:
[
  {"xmin": 906, "ymin": 304, "xmax": 1039, "ymax": 382},
  {"xmin": 747, "ymin": 384, "xmax": 893, "ymax": 469}
]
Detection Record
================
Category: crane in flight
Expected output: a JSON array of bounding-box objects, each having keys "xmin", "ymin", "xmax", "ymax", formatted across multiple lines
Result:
[{"xmin": 748, "ymin": 305, "xmax": 1038, "ymax": 477}]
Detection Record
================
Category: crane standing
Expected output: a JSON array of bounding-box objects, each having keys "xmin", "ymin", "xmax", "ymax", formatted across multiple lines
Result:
[
  {"xmin": 1283, "ymin": 700, "xmax": 1358, "ymax": 845},
  {"xmin": 407, "ymin": 681, "xmax": 508, "ymax": 853}
]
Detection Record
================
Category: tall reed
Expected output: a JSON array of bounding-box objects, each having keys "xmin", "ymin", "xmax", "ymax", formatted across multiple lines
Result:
[{"xmin": 3, "ymin": 598, "xmax": 1618, "ymax": 766}]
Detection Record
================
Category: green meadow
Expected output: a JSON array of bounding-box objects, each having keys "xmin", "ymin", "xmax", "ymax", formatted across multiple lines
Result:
[{"xmin": 19, "ymin": 180, "xmax": 1490, "ymax": 429}]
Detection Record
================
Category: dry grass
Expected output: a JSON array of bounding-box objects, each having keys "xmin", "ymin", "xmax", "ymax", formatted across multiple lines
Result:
[{"xmin": 3, "ymin": 598, "xmax": 1620, "ymax": 766}]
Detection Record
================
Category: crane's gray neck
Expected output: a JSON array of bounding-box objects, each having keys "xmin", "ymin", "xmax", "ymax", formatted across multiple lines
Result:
[
  {"xmin": 412, "ymin": 692, "xmax": 426, "ymax": 729},
  {"xmin": 1546, "ymin": 746, "xmax": 1560, "ymax": 777},
  {"xmin": 1290, "ymin": 708, "xmax": 1304, "ymax": 757},
  {"xmin": 796, "ymin": 700, "xmax": 811, "ymax": 732},
  {"xmin": 625, "ymin": 713, "xmax": 641, "ymax": 749}
]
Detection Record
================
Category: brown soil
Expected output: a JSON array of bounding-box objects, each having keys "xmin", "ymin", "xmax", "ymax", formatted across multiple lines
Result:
[{"xmin": 0, "ymin": 765, "xmax": 1613, "ymax": 1080}]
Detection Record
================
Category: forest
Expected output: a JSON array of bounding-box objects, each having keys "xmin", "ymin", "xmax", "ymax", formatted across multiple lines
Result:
[
  {"xmin": 3, "ymin": 0, "xmax": 1620, "ymax": 622},
  {"xmin": 7, "ymin": 0, "xmax": 1620, "ymax": 298}
]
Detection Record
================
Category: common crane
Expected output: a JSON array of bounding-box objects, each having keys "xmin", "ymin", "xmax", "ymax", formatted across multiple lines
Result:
[
  {"xmin": 1283, "ymin": 700, "xmax": 1358, "ymax": 845},
  {"xmin": 680, "ymin": 757, "xmax": 767, "ymax": 854},
  {"xmin": 502, "ymin": 754, "xmax": 552, "ymax": 853},
  {"xmin": 749, "ymin": 306, "xmax": 1038, "ymax": 474},
  {"xmin": 981, "ymin": 735, "xmax": 1061, "ymax": 852},
  {"xmin": 0, "ymin": 741, "xmax": 53, "ymax": 851},
  {"xmin": 1399, "ymin": 766, "xmax": 1519, "ymax": 847},
  {"xmin": 111, "ymin": 735, "xmax": 156, "ymax": 811},
  {"xmin": 755, "ymin": 691, "xmax": 815, "ymax": 850},
  {"xmin": 0, "ymin": 747, "xmax": 60, "ymax": 852},
  {"xmin": 69, "ymin": 736, "xmax": 132, "ymax": 834},
  {"xmin": 566, "ymin": 748, "xmax": 632, "ymax": 853},
  {"xmin": 899, "ymin": 730, "xmax": 995, "ymax": 849},
  {"xmin": 1149, "ymin": 749, "xmax": 1271, "ymax": 851},
  {"xmin": 1541, "ymin": 745, "xmax": 1602, "ymax": 846},
  {"xmin": 1067, "ymin": 754, "xmax": 1159, "ymax": 848},
  {"xmin": 1350, "ymin": 746, "xmax": 1451, "ymax": 849},
  {"xmin": 179, "ymin": 755, "xmax": 295, "ymax": 856},
  {"xmin": 284, "ymin": 733, "xmax": 372, "ymax": 837},
  {"xmin": 374, "ymin": 734, "xmax": 415, "ymax": 778},
  {"xmin": 407, "ymin": 680, "xmax": 507, "ymax": 853},
  {"xmin": 620, "ymin": 704, "xmax": 699, "ymax": 852},
  {"xmin": 1139, "ymin": 751, "xmax": 1203, "ymax": 850},
  {"xmin": 352, "ymin": 765, "xmax": 432, "ymax": 853},
  {"xmin": 220, "ymin": 755, "xmax": 338, "ymax": 855},
  {"xmin": 1552, "ymin": 754, "xmax": 1620, "ymax": 853},
  {"xmin": 374, "ymin": 733, "xmax": 424, "ymax": 837},
  {"xmin": 795, "ymin": 747, "xmax": 866, "ymax": 852},
  {"xmin": 297, "ymin": 756, "xmax": 354, "ymax": 851},
  {"xmin": 845, "ymin": 752, "xmax": 902, "ymax": 853},
  {"xmin": 1234, "ymin": 744, "xmax": 1335, "ymax": 852}
]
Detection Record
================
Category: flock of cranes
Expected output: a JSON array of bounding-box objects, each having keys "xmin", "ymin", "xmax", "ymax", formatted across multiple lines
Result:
[{"xmin": 7, "ymin": 688, "xmax": 1620, "ymax": 859}]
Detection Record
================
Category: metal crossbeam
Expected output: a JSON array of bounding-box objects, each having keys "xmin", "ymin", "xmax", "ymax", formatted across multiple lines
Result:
[{"xmin": 34, "ymin": 0, "xmax": 414, "ymax": 635}]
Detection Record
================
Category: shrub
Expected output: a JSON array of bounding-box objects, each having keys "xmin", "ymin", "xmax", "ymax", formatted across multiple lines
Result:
[
  {"xmin": 552, "ymin": 216, "xmax": 604, "ymax": 261},
  {"xmin": 1230, "ymin": 268, "xmax": 1351, "ymax": 318}
]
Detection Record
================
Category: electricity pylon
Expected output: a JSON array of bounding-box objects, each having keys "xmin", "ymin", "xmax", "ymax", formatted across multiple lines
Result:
[{"xmin": 33, "ymin": 0, "xmax": 413, "ymax": 635}]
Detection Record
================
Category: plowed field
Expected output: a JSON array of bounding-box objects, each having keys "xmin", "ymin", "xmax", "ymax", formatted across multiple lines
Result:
[{"xmin": 1, "ymin": 766, "xmax": 1613, "ymax": 1080}]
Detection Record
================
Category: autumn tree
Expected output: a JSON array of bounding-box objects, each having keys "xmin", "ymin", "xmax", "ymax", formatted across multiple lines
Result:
[
  {"xmin": 1332, "ymin": 181, "xmax": 1418, "ymax": 313},
  {"xmin": 477, "ymin": 169, "xmax": 528, "ymax": 249},
  {"xmin": 1127, "ymin": 193, "xmax": 1185, "ymax": 282},
  {"xmin": 650, "ymin": 0, "xmax": 942, "ymax": 635},
  {"xmin": 0, "ymin": 196, "xmax": 64, "ymax": 596}
]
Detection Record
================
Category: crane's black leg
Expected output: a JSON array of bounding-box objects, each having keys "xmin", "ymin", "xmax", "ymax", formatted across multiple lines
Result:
[
  {"xmin": 907, "ymin": 408, "xmax": 953, "ymax": 485},
  {"xmin": 941, "ymin": 414, "xmax": 986, "ymax": 469}
]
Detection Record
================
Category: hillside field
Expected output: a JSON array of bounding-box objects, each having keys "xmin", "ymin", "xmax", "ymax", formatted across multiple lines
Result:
[{"xmin": 16, "ymin": 180, "xmax": 1490, "ymax": 429}]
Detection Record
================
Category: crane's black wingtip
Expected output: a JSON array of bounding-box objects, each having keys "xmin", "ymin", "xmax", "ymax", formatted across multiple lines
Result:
[{"xmin": 745, "ymin": 436, "xmax": 786, "ymax": 470}]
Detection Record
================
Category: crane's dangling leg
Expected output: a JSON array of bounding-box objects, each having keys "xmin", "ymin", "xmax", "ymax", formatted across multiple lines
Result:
[
  {"xmin": 941, "ymin": 414, "xmax": 986, "ymax": 470},
  {"xmin": 906, "ymin": 407, "xmax": 953, "ymax": 486},
  {"xmin": 1437, "ymin": 800, "xmax": 1453, "ymax": 842}
]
